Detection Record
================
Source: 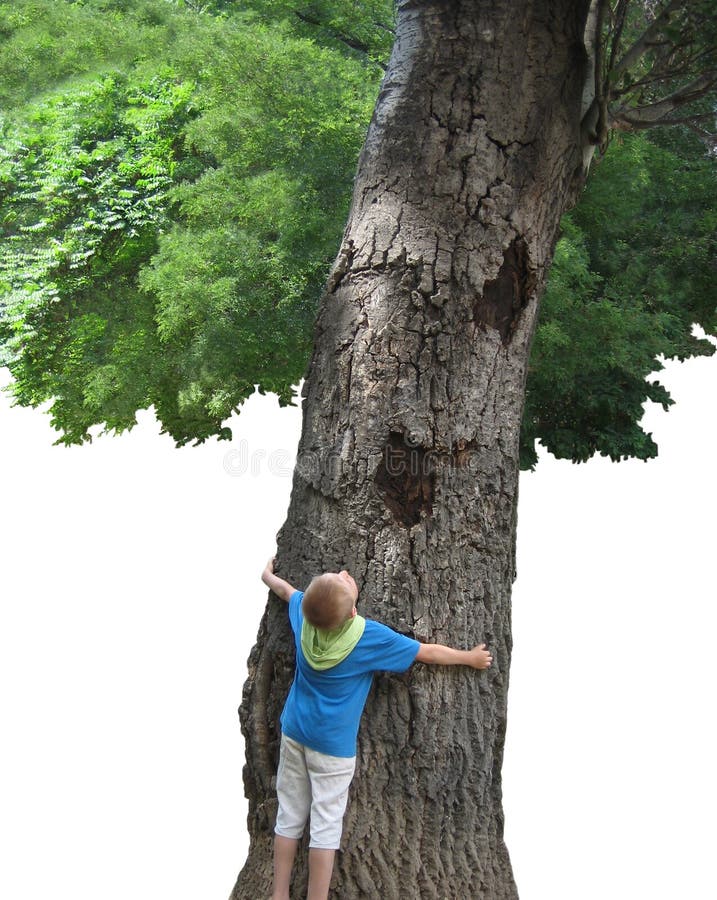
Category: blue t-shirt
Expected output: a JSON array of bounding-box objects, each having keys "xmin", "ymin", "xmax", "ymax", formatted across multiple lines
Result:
[{"xmin": 280, "ymin": 590, "xmax": 420, "ymax": 758}]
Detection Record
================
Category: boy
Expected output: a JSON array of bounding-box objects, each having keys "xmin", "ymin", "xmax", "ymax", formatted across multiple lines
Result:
[{"xmin": 261, "ymin": 557, "xmax": 493, "ymax": 900}]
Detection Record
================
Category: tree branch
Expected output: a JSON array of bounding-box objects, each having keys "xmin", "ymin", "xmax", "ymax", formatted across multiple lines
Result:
[
  {"xmin": 593, "ymin": 0, "xmax": 611, "ymax": 144},
  {"xmin": 372, "ymin": 20, "xmax": 395, "ymax": 35},
  {"xmin": 613, "ymin": 0, "xmax": 683, "ymax": 76},
  {"xmin": 607, "ymin": 0, "xmax": 630, "ymax": 74},
  {"xmin": 294, "ymin": 10, "xmax": 387, "ymax": 69},
  {"xmin": 611, "ymin": 69, "xmax": 717, "ymax": 126},
  {"xmin": 681, "ymin": 119, "xmax": 717, "ymax": 150},
  {"xmin": 613, "ymin": 63, "xmax": 703, "ymax": 97}
]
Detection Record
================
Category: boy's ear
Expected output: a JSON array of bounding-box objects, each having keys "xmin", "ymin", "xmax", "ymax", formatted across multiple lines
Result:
[{"xmin": 351, "ymin": 606, "xmax": 357, "ymax": 618}]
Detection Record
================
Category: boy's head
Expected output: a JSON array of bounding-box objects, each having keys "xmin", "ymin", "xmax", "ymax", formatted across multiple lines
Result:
[{"xmin": 302, "ymin": 570, "xmax": 358, "ymax": 630}]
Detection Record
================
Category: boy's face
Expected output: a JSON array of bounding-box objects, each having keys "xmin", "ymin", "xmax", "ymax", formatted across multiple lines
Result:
[{"xmin": 335, "ymin": 569, "xmax": 359, "ymax": 604}]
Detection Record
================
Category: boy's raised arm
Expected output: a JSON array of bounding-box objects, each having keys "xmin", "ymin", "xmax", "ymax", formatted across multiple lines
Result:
[
  {"xmin": 261, "ymin": 557, "xmax": 297, "ymax": 603},
  {"xmin": 415, "ymin": 642, "xmax": 492, "ymax": 669}
]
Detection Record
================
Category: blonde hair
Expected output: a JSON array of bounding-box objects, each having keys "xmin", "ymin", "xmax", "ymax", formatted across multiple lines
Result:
[{"xmin": 302, "ymin": 573, "xmax": 354, "ymax": 630}]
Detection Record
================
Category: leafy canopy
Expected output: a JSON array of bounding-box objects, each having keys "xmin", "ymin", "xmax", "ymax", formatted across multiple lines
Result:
[
  {"xmin": 522, "ymin": 127, "xmax": 716, "ymax": 467},
  {"xmin": 0, "ymin": 0, "xmax": 715, "ymax": 465},
  {"xmin": 0, "ymin": 0, "xmax": 380, "ymax": 443}
]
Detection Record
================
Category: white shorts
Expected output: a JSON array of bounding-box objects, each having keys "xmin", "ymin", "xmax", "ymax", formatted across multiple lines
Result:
[{"xmin": 274, "ymin": 734, "xmax": 356, "ymax": 850}]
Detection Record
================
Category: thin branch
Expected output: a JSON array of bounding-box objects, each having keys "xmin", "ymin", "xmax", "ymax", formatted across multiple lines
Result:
[
  {"xmin": 614, "ymin": 110, "xmax": 716, "ymax": 132},
  {"xmin": 650, "ymin": 32, "xmax": 711, "ymax": 75},
  {"xmin": 613, "ymin": 0, "xmax": 683, "ymax": 76},
  {"xmin": 681, "ymin": 120, "xmax": 717, "ymax": 150},
  {"xmin": 595, "ymin": 0, "xmax": 609, "ymax": 86},
  {"xmin": 594, "ymin": 0, "xmax": 611, "ymax": 142},
  {"xmin": 610, "ymin": 10, "xmax": 717, "ymax": 104},
  {"xmin": 611, "ymin": 70, "xmax": 717, "ymax": 126},
  {"xmin": 655, "ymin": 69, "xmax": 717, "ymax": 104},
  {"xmin": 294, "ymin": 10, "xmax": 387, "ymax": 70},
  {"xmin": 612, "ymin": 61, "xmax": 709, "ymax": 98},
  {"xmin": 582, "ymin": 0, "xmax": 601, "ymax": 119},
  {"xmin": 607, "ymin": 0, "xmax": 631, "ymax": 74},
  {"xmin": 659, "ymin": 111, "xmax": 717, "ymax": 125}
]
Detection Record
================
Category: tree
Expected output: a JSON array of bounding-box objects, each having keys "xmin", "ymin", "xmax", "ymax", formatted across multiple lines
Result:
[
  {"xmin": 0, "ymin": 1, "xmax": 715, "ymax": 897},
  {"xmin": 231, "ymin": 2, "xmax": 716, "ymax": 898}
]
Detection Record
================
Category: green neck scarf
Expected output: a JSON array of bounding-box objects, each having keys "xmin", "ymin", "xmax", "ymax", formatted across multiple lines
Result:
[{"xmin": 301, "ymin": 613, "xmax": 366, "ymax": 671}]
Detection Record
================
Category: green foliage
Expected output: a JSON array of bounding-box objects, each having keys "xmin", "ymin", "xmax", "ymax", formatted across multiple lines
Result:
[
  {"xmin": 0, "ymin": 0, "xmax": 186, "ymax": 109},
  {"xmin": 0, "ymin": 0, "xmax": 380, "ymax": 444},
  {"xmin": 135, "ymin": 15, "xmax": 380, "ymax": 442},
  {"xmin": 237, "ymin": 0, "xmax": 395, "ymax": 64},
  {"xmin": 521, "ymin": 130, "xmax": 716, "ymax": 468},
  {"xmin": 1, "ymin": 68, "xmax": 193, "ymax": 329},
  {"xmin": 0, "ymin": 63, "xmax": 202, "ymax": 442}
]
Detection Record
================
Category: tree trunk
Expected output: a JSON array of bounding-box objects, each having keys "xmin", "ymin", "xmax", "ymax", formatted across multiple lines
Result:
[{"xmin": 231, "ymin": 1, "xmax": 591, "ymax": 897}]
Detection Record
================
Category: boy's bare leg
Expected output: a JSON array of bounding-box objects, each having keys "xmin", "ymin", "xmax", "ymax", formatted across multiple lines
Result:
[
  {"xmin": 307, "ymin": 848, "xmax": 336, "ymax": 900},
  {"xmin": 272, "ymin": 835, "xmax": 299, "ymax": 900}
]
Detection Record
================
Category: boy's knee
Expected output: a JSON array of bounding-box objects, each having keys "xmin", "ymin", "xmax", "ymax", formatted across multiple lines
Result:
[
  {"xmin": 275, "ymin": 823, "xmax": 307, "ymax": 841},
  {"xmin": 308, "ymin": 805, "xmax": 347, "ymax": 850},
  {"xmin": 308, "ymin": 838, "xmax": 341, "ymax": 851}
]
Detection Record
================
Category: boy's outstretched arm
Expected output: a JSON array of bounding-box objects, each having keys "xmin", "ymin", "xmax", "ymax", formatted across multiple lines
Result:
[
  {"xmin": 261, "ymin": 557, "xmax": 297, "ymax": 603},
  {"xmin": 415, "ymin": 642, "xmax": 493, "ymax": 669}
]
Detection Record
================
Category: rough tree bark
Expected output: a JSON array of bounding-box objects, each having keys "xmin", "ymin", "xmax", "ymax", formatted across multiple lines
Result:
[{"xmin": 232, "ymin": 1, "xmax": 592, "ymax": 897}]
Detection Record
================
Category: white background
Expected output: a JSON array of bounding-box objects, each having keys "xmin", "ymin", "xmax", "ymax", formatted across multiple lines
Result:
[{"xmin": 0, "ymin": 343, "xmax": 715, "ymax": 900}]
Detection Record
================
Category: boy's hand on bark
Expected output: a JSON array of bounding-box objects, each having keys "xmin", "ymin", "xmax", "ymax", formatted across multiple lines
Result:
[
  {"xmin": 261, "ymin": 556, "xmax": 296, "ymax": 603},
  {"xmin": 469, "ymin": 644, "xmax": 493, "ymax": 669}
]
